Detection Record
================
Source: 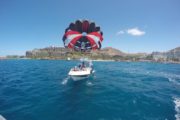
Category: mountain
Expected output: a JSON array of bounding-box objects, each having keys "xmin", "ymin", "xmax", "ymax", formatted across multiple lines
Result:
[
  {"xmin": 25, "ymin": 46, "xmax": 180, "ymax": 62},
  {"xmin": 151, "ymin": 47, "xmax": 180, "ymax": 61},
  {"xmin": 26, "ymin": 47, "xmax": 126, "ymax": 60},
  {"xmin": 91, "ymin": 47, "xmax": 126, "ymax": 57},
  {"xmin": 99, "ymin": 47, "xmax": 126, "ymax": 56},
  {"xmin": 26, "ymin": 47, "xmax": 73, "ymax": 59}
]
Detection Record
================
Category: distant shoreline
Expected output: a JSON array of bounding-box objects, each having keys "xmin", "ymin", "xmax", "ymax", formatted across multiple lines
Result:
[
  {"xmin": 1, "ymin": 46, "xmax": 179, "ymax": 64},
  {"xmin": 1, "ymin": 57, "xmax": 180, "ymax": 64}
]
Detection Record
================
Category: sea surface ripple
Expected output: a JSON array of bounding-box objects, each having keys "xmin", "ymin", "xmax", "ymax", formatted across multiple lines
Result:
[{"xmin": 0, "ymin": 60, "xmax": 180, "ymax": 120}]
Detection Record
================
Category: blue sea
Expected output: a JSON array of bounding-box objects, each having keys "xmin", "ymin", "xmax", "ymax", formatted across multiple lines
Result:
[{"xmin": 0, "ymin": 60, "xmax": 180, "ymax": 120}]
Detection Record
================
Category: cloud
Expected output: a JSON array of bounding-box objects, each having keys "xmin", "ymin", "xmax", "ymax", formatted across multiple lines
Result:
[
  {"xmin": 127, "ymin": 28, "xmax": 145, "ymax": 36},
  {"xmin": 116, "ymin": 27, "xmax": 145, "ymax": 37},
  {"xmin": 116, "ymin": 30, "xmax": 124, "ymax": 35}
]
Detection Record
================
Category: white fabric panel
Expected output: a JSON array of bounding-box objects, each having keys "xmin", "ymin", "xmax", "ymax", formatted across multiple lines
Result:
[
  {"xmin": 86, "ymin": 34, "xmax": 100, "ymax": 48},
  {"xmin": 65, "ymin": 34, "xmax": 81, "ymax": 46}
]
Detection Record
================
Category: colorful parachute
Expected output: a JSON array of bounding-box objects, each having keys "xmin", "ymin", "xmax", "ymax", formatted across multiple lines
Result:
[{"xmin": 63, "ymin": 20, "xmax": 103, "ymax": 51}]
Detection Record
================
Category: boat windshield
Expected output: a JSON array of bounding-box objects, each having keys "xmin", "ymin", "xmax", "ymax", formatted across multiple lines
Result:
[{"xmin": 73, "ymin": 60, "xmax": 93, "ymax": 71}]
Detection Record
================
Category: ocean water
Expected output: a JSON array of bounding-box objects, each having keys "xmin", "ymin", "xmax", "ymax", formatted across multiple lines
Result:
[{"xmin": 0, "ymin": 60, "xmax": 180, "ymax": 120}]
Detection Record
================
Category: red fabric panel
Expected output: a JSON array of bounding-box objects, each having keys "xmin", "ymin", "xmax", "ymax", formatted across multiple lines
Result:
[
  {"xmin": 82, "ymin": 21, "xmax": 89, "ymax": 32},
  {"xmin": 65, "ymin": 30, "xmax": 81, "ymax": 37},
  {"xmin": 86, "ymin": 36, "xmax": 98, "ymax": 50}
]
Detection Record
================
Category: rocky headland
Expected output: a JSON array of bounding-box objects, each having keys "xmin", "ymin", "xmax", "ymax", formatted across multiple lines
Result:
[{"xmin": 25, "ymin": 46, "xmax": 180, "ymax": 63}]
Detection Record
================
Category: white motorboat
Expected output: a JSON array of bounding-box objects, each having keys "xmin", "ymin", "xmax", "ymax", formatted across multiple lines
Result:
[{"xmin": 68, "ymin": 60, "xmax": 94, "ymax": 81}]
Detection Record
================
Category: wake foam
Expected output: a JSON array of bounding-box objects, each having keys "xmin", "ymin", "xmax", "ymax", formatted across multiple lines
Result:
[
  {"xmin": 61, "ymin": 76, "xmax": 70, "ymax": 85},
  {"xmin": 168, "ymin": 78, "xmax": 180, "ymax": 86},
  {"xmin": 174, "ymin": 97, "xmax": 180, "ymax": 120},
  {"xmin": 152, "ymin": 71, "xmax": 180, "ymax": 84},
  {"xmin": 0, "ymin": 115, "xmax": 6, "ymax": 120},
  {"xmin": 86, "ymin": 81, "xmax": 94, "ymax": 86},
  {"xmin": 123, "ymin": 67, "xmax": 180, "ymax": 83}
]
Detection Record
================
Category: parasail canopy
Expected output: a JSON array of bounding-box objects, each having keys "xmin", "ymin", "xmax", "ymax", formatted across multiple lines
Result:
[{"xmin": 62, "ymin": 20, "xmax": 103, "ymax": 51}]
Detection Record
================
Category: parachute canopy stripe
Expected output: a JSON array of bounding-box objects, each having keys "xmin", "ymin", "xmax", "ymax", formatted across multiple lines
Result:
[
  {"xmin": 88, "ymin": 32, "xmax": 103, "ymax": 42},
  {"xmin": 67, "ymin": 35, "xmax": 82, "ymax": 48},
  {"xmin": 82, "ymin": 21, "xmax": 89, "ymax": 32},
  {"xmin": 86, "ymin": 34, "xmax": 101, "ymax": 47},
  {"xmin": 86, "ymin": 36, "xmax": 98, "ymax": 49},
  {"xmin": 65, "ymin": 34, "xmax": 82, "ymax": 46},
  {"xmin": 65, "ymin": 31, "xmax": 81, "ymax": 37}
]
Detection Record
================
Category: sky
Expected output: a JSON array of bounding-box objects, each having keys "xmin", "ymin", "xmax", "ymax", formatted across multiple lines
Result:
[{"xmin": 0, "ymin": 0, "xmax": 180, "ymax": 56}]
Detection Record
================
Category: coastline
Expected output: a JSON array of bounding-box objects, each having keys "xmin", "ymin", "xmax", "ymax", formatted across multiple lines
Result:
[{"xmin": 1, "ymin": 57, "xmax": 180, "ymax": 64}]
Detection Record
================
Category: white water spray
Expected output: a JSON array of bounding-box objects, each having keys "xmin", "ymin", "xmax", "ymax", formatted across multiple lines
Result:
[{"xmin": 61, "ymin": 76, "xmax": 70, "ymax": 85}]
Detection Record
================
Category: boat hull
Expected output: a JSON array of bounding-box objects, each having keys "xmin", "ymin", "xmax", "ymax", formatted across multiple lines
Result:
[
  {"xmin": 70, "ymin": 75, "xmax": 90, "ymax": 81},
  {"xmin": 68, "ymin": 67, "xmax": 92, "ymax": 81}
]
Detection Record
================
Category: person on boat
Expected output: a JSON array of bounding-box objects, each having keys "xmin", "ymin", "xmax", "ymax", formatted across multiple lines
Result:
[
  {"xmin": 74, "ymin": 66, "xmax": 78, "ymax": 71},
  {"xmin": 78, "ymin": 64, "xmax": 81, "ymax": 69},
  {"xmin": 89, "ymin": 61, "xmax": 93, "ymax": 69},
  {"xmin": 82, "ymin": 61, "xmax": 85, "ymax": 68}
]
